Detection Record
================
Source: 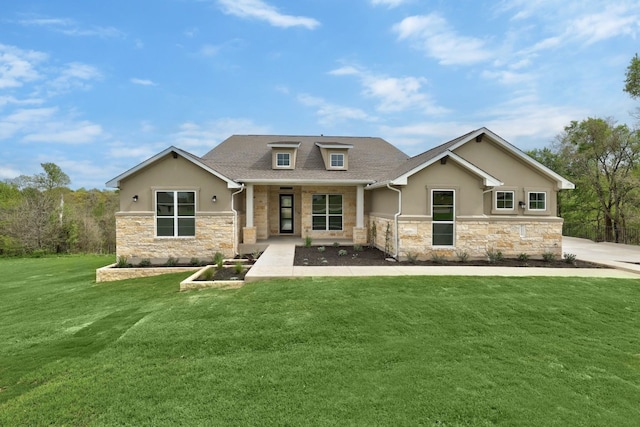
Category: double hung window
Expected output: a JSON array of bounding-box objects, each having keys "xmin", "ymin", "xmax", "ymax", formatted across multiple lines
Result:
[
  {"xmin": 312, "ymin": 194, "xmax": 343, "ymax": 230},
  {"xmin": 528, "ymin": 192, "xmax": 546, "ymax": 210},
  {"xmin": 276, "ymin": 152, "xmax": 291, "ymax": 167},
  {"xmin": 496, "ymin": 191, "xmax": 514, "ymax": 210},
  {"xmin": 432, "ymin": 190, "xmax": 454, "ymax": 246},
  {"xmin": 156, "ymin": 191, "xmax": 196, "ymax": 237}
]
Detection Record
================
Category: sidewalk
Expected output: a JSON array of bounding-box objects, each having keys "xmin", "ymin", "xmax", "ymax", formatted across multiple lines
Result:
[{"xmin": 245, "ymin": 239, "xmax": 640, "ymax": 282}]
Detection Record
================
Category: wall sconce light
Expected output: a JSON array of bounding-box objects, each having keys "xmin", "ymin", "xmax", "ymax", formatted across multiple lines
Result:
[
  {"xmin": 132, "ymin": 195, "xmax": 139, "ymax": 202},
  {"xmin": 211, "ymin": 195, "xmax": 217, "ymax": 203},
  {"xmin": 518, "ymin": 201, "xmax": 526, "ymax": 209}
]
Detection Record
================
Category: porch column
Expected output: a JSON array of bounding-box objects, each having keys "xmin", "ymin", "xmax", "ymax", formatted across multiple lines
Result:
[
  {"xmin": 243, "ymin": 184, "xmax": 256, "ymax": 244},
  {"xmin": 353, "ymin": 184, "xmax": 367, "ymax": 245}
]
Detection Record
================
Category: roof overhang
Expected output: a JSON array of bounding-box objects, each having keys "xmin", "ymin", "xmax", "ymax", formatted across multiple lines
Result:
[
  {"xmin": 267, "ymin": 142, "xmax": 301, "ymax": 148},
  {"xmin": 315, "ymin": 142, "xmax": 354, "ymax": 150},
  {"xmin": 106, "ymin": 146, "xmax": 242, "ymax": 189},
  {"xmin": 238, "ymin": 178, "xmax": 374, "ymax": 186},
  {"xmin": 448, "ymin": 128, "xmax": 575, "ymax": 190},
  {"xmin": 366, "ymin": 150, "xmax": 503, "ymax": 189}
]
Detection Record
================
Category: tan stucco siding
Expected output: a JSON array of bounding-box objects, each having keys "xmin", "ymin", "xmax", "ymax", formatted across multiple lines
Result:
[
  {"xmin": 453, "ymin": 138, "xmax": 558, "ymax": 215},
  {"xmin": 118, "ymin": 154, "xmax": 232, "ymax": 212},
  {"xmin": 403, "ymin": 161, "xmax": 484, "ymax": 216},
  {"xmin": 369, "ymin": 187, "xmax": 399, "ymax": 216}
]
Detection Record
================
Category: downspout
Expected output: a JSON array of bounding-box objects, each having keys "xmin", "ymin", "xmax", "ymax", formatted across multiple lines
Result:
[
  {"xmin": 387, "ymin": 183, "xmax": 402, "ymax": 259},
  {"xmin": 230, "ymin": 184, "xmax": 245, "ymax": 255}
]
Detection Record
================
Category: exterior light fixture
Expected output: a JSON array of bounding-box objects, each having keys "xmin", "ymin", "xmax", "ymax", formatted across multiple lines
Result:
[
  {"xmin": 518, "ymin": 201, "xmax": 526, "ymax": 209},
  {"xmin": 212, "ymin": 195, "xmax": 217, "ymax": 203},
  {"xmin": 133, "ymin": 195, "xmax": 139, "ymax": 202}
]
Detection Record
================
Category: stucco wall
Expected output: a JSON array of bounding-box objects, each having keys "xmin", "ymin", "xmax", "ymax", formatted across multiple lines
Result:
[{"xmin": 116, "ymin": 212, "xmax": 235, "ymax": 262}]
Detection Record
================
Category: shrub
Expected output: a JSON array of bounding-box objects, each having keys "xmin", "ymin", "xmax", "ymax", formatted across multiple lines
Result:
[
  {"xmin": 165, "ymin": 256, "xmax": 179, "ymax": 267},
  {"xmin": 138, "ymin": 258, "xmax": 151, "ymax": 267},
  {"xmin": 338, "ymin": 249, "xmax": 348, "ymax": 256},
  {"xmin": 430, "ymin": 252, "xmax": 446, "ymax": 264},
  {"xmin": 517, "ymin": 253, "xmax": 530, "ymax": 262},
  {"xmin": 234, "ymin": 261, "xmax": 244, "ymax": 275},
  {"xmin": 201, "ymin": 267, "xmax": 215, "ymax": 281},
  {"xmin": 564, "ymin": 253, "xmax": 577, "ymax": 264},
  {"xmin": 116, "ymin": 255, "xmax": 129, "ymax": 268},
  {"xmin": 406, "ymin": 252, "xmax": 418, "ymax": 264},
  {"xmin": 213, "ymin": 252, "xmax": 225, "ymax": 269},
  {"xmin": 455, "ymin": 250, "xmax": 469, "ymax": 263},
  {"xmin": 317, "ymin": 246, "xmax": 326, "ymax": 253},
  {"xmin": 353, "ymin": 244, "xmax": 363, "ymax": 252},
  {"xmin": 486, "ymin": 248, "xmax": 504, "ymax": 264},
  {"xmin": 252, "ymin": 250, "xmax": 262, "ymax": 260},
  {"xmin": 190, "ymin": 257, "xmax": 201, "ymax": 266},
  {"xmin": 333, "ymin": 242, "xmax": 340, "ymax": 247},
  {"xmin": 304, "ymin": 236, "xmax": 312, "ymax": 247},
  {"xmin": 542, "ymin": 251, "xmax": 557, "ymax": 263}
]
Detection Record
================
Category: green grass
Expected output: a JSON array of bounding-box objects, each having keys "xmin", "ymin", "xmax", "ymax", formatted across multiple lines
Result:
[{"xmin": 1, "ymin": 256, "xmax": 640, "ymax": 426}]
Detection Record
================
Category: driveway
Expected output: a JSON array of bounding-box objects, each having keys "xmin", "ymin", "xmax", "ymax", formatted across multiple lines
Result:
[{"xmin": 563, "ymin": 236, "xmax": 640, "ymax": 274}]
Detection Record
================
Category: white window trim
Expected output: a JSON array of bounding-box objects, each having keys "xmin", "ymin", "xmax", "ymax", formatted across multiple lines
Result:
[
  {"xmin": 431, "ymin": 189, "xmax": 455, "ymax": 247},
  {"xmin": 155, "ymin": 190, "xmax": 196, "ymax": 238},
  {"xmin": 276, "ymin": 152, "xmax": 291, "ymax": 168},
  {"xmin": 311, "ymin": 194, "xmax": 343, "ymax": 231},
  {"xmin": 495, "ymin": 190, "xmax": 515, "ymax": 210},
  {"xmin": 329, "ymin": 152, "xmax": 345, "ymax": 169},
  {"xmin": 527, "ymin": 191, "xmax": 547, "ymax": 211}
]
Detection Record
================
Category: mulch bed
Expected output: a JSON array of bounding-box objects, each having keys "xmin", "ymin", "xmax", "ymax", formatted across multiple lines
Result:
[{"xmin": 294, "ymin": 245, "xmax": 606, "ymax": 268}]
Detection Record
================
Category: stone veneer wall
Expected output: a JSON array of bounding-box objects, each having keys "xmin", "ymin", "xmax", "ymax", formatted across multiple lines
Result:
[
  {"xmin": 300, "ymin": 186, "xmax": 357, "ymax": 240},
  {"xmin": 116, "ymin": 212, "xmax": 235, "ymax": 262},
  {"xmin": 370, "ymin": 214, "xmax": 563, "ymax": 260},
  {"xmin": 368, "ymin": 214, "xmax": 397, "ymax": 256}
]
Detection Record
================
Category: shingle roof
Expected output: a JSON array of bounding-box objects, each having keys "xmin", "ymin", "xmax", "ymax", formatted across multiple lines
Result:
[{"xmin": 200, "ymin": 135, "xmax": 409, "ymax": 182}]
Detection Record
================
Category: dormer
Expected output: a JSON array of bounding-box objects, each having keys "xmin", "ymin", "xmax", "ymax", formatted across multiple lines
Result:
[
  {"xmin": 315, "ymin": 142, "xmax": 353, "ymax": 171},
  {"xmin": 267, "ymin": 142, "xmax": 300, "ymax": 170}
]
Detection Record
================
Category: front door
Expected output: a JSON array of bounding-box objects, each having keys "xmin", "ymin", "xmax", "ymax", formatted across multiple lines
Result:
[{"xmin": 279, "ymin": 194, "xmax": 294, "ymax": 234}]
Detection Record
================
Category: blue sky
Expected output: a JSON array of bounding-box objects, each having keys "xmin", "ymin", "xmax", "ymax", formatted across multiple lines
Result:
[{"xmin": 2, "ymin": 0, "xmax": 639, "ymax": 189}]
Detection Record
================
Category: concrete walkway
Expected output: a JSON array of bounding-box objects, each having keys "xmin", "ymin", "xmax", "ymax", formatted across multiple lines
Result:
[{"xmin": 245, "ymin": 237, "xmax": 640, "ymax": 282}]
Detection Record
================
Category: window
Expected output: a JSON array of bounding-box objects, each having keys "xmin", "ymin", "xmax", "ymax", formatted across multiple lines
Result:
[
  {"xmin": 156, "ymin": 191, "xmax": 195, "ymax": 237},
  {"xmin": 276, "ymin": 152, "xmax": 291, "ymax": 167},
  {"xmin": 528, "ymin": 192, "xmax": 546, "ymax": 210},
  {"xmin": 432, "ymin": 190, "xmax": 454, "ymax": 246},
  {"xmin": 312, "ymin": 194, "xmax": 343, "ymax": 230},
  {"xmin": 330, "ymin": 153, "xmax": 344, "ymax": 168},
  {"xmin": 496, "ymin": 191, "xmax": 514, "ymax": 210}
]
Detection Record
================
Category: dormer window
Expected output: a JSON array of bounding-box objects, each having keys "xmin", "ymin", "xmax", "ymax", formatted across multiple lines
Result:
[
  {"xmin": 268, "ymin": 142, "xmax": 300, "ymax": 170},
  {"xmin": 276, "ymin": 152, "xmax": 291, "ymax": 167},
  {"xmin": 330, "ymin": 153, "xmax": 344, "ymax": 168}
]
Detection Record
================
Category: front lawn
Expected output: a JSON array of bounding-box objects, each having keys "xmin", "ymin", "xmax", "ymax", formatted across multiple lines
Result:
[{"xmin": 1, "ymin": 256, "xmax": 639, "ymax": 426}]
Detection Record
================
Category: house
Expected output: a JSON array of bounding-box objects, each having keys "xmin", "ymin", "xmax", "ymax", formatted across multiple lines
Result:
[{"xmin": 106, "ymin": 127, "xmax": 574, "ymax": 262}]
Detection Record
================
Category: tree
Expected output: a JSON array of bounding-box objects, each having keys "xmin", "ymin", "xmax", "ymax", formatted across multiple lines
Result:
[
  {"xmin": 624, "ymin": 53, "xmax": 640, "ymax": 99},
  {"xmin": 557, "ymin": 117, "xmax": 640, "ymax": 242}
]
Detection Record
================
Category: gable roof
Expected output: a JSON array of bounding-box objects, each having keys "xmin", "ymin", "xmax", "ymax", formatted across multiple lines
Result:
[
  {"xmin": 106, "ymin": 146, "xmax": 241, "ymax": 189},
  {"xmin": 200, "ymin": 135, "xmax": 408, "ymax": 184}
]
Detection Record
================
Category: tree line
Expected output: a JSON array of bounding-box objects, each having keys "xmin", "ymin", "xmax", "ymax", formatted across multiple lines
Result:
[
  {"xmin": 0, "ymin": 163, "xmax": 118, "ymax": 256},
  {"xmin": 529, "ymin": 54, "xmax": 640, "ymax": 243}
]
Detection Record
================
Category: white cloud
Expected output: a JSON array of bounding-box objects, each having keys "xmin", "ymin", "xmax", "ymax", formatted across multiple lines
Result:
[
  {"xmin": 0, "ymin": 165, "xmax": 22, "ymax": 180},
  {"xmin": 370, "ymin": 0, "xmax": 410, "ymax": 8},
  {"xmin": 48, "ymin": 62, "xmax": 102, "ymax": 94},
  {"xmin": 130, "ymin": 78, "xmax": 157, "ymax": 86},
  {"xmin": 171, "ymin": 118, "xmax": 271, "ymax": 148},
  {"xmin": 566, "ymin": 5, "xmax": 640, "ymax": 45},
  {"xmin": 298, "ymin": 94, "xmax": 374, "ymax": 126},
  {"xmin": 18, "ymin": 16, "xmax": 124, "ymax": 38},
  {"xmin": 0, "ymin": 44, "xmax": 47, "ymax": 89},
  {"xmin": 393, "ymin": 14, "xmax": 493, "ymax": 65},
  {"xmin": 199, "ymin": 44, "xmax": 220, "ymax": 57},
  {"xmin": 329, "ymin": 65, "xmax": 448, "ymax": 114},
  {"xmin": 217, "ymin": 0, "xmax": 320, "ymax": 29}
]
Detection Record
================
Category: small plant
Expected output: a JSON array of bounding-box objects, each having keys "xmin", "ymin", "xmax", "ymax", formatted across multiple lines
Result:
[
  {"xmin": 406, "ymin": 252, "xmax": 418, "ymax": 264},
  {"xmin": 563, "ymin": 253, "xmax": 577, "ymax": 264},
  {"xmin": 430, "ymin": 252, "xmax": 446, "ymax": 264},
  {"xmin": 321, "ymin": 258, "xmax": 328, "ymax": 264},
  {"xmin": 353, "ymin": 244, "xmax": 363, "ymax": 252},
  {"xmin": 138, "ymin": 258, "xmax": 151, "ymax": 267},
  {"xmin": 201, "ymin": 267, "xmax": 215, "ymax": 281},
  {"xmin": 165, "ymin": 256, "xmax": 179, "ymax": 267},
  {"xmin": 213, "ymin": 252, "xmax": 225, "ymax": 269},
  {"xmin": 333, "ymin": 242, "xmax": 340, "ymax": 247},
  {"xmin": 517, "ymin": 253, "xmax": 530, "ymax": 262},
  {"xmin": 455, "ymin": 250, "xmax": 469, "ymax": 263},
  {"xmin": 486, "ymin": 248, "xmax": 504, "ymax": 264},
  {"xmin": 368, "ymin": 222, "xmax": 377, "ymax": 249},
  {"xmin": 384, "ymin": 222, "xmax": 392, "ymax": 257},
  {"xmin": 317, "ymin": 246, "xmax": 326, "ymax": 253},
  {"xmin": 234, "ymin": 261, "xmax": 244, "ymax": 275},
  {"xmin": 338, "ymin": 249, "xmax": 348, "ymax": 256},
  {"xmin": 116, "ymin": 255, "xmax": 129, "ymax": 268},
  {"xmin": 304, "ymin": 236, "xmax": 312, "ymax": 247},
  {"xmin": 190, "ymin": 257, "xmax": 201, "ymax": 266},
  {"xmin": 252, "ymin": 250, "xmax": 262, "ymax": 260},
  {"xmin": 542, "ymin": 251, "xmax": 557, "ymax": 263}
]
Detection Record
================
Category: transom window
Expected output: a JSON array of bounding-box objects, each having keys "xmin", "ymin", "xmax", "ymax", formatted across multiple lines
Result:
[
  {"xmin": 432, "ymin": 190, "xmax": 454, "ymax": 246},
  {"xmin": 156, "ymin": 191, "xmax": 195, "ymax": 237},
  {"xmin": 496, "ymin": 191, "xmax": 514, "ymax": 210},
  {"xmin": 528, "ymin": 192, "xmax": 546, "ymax": 210},
  {"xmin": 330, "ymin": 153, "xmax": 344, "ymax": 168},
  {"xmin": 312, "ymin": 194, "xmax": 343, "ymax": 230},
  {"xmin": 276, "ymin": 152, "xmax": 291, "ymax": 167}
]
